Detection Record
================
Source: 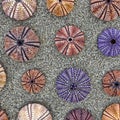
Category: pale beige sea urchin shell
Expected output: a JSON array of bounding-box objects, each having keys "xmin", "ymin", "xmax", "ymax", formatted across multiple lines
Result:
[
  {"xmin": 17, "ymin": 103, "xmax": 52, "ymax": 120},
  {"xmin": 0, "ymin": 64, "xmax": 6, "ymax": 91},
  {"xmin": 2, "ymin": 0, "xmax": 37, "ymax": 20}
]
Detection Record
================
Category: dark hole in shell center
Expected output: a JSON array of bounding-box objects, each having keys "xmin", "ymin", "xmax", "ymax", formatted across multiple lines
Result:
[
  {"xmin": 15, "ymin": 0, "xmax": 21, "ymax": 2},
  {"xmin": 30, "ymin": 79, "xmax": 35, "ymax": 84},
  {"xmin": 70, "ymin": 83, "xmax": 77, "ymax": 90},
  {"xmin": 106, "ymin": 0, "xmax": 111, "ymax": 3},
  {"xmin": 17, "ymin": 39, "xmax": 24, "ymax": 46},
  {"xmin": 68, "ymin": 37, "xmax": 73, "ymax": 42},
  {"xmin": 59, "ymin": 0, "xmax": 62, "ymax": 2},
  {"xmin": 113, "ymin": 81, "xmax": 120, "ymax": 87},
  {"xmin": 110, "ymin": 39, "xmax": 116, "ymax": 44}
]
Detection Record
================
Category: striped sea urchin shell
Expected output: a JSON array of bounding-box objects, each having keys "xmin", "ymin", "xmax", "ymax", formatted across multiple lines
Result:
[
  {"xmin": 102, "ymin": 103, "xmax": 120, "ymax": 120},
  {"xmin": 0, "ymin": 110, "xmax": 8, "ymax": 120},
  {"xmin": 56, "ymin": 67, "xmax": 91, "ymax": 103},
  {"xmin": 91, "ymin": 0, "xmax": 120, "ymax": 21},
  {"xmin": 0, "ymin": 64, "xmax": 6, "ymax": 91},
  {"xmin": 2, "ymin": 0, "xmax": 37, "ymax": 20},
  {"xmin": 4, "ymin": 26, "xmax": 40, "ymax": 62},
  {"xmin": 65, "ymin": 108, "xmax": 94, "ymax": 120},
  {"xmin": 97, "ymin": 28, "xmax": 120, "ymax": 57},
  {"xmin": 102, "ymin": 70, "xmax": 120, "ymax": 96},
  {"xmin": 21, "ymin": 69, "xmax": 46, "ymax": 93},
  {"xmin": 17, "ymin": 103, "xmax": 52, "ymax": 120},
  {"xmin": 55, "ymin": 25, "xmax": 85, "ymax": 56},
  {"xmin": 47, "ymin": 0, "xmax": 74, "ymax": 16}
]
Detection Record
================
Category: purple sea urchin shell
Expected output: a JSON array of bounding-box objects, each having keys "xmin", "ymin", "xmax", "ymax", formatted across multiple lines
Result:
[
  {"xmin": 56, "ymin": 68, "xmax": 91, "ymax": 103},
  {"xmin": 98, "ymin": 28, "xmax": 120, "ymax": 57},
  {"xmin": 65, "ymin": 108, "xmax": 94, "ymax": 120}
]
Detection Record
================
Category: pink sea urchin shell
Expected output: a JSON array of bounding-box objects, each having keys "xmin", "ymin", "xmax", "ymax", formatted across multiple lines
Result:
[{"xmin": 55, "ymin": 25, "xmax": 85, "ymax": 56}]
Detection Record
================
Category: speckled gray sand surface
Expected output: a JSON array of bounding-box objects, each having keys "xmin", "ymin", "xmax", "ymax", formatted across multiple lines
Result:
[{"xmin": 0, "ymin": 0, "xmax": 120, "ymax": 120}]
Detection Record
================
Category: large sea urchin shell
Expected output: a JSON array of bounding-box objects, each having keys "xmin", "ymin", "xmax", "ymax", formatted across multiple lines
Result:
[
  {"xmin": 102, "ymin": 103, "xmax": 120, "ymax": 120},
  {"xmin": 0, "ymin": 64, "xmax": 6, "ymax": 91},
  {"xmin": 55, "ymin": 25, "xmax": 85, "ymax": 56},
  {"xmin": 47, "ymin": 0, "xmax": 74, "ymax": 16},
  {"xmin": 102, "ymin": 70, "xmax": 120, "ymax": 96},
  {"xmin": 65, "ymin": 108, "xmax": 94, "ymax": 120},
  {"xmin": 17, "ymin": 103, "xmax": 52, "ymax": 120},
  {"xmin": 4, "ymin": 26, "xmax": 40, "ymax": 62},
  {"xmin": 56, "ymin": 67, "xmax": 91, "ymax": 102},
  {"xmin": 2, "ymin": 0, "xmax": 37, "ymax": 20},
  {"xmin": 91, "ymin": 0, "xmax": 120, "ymax": 21}
]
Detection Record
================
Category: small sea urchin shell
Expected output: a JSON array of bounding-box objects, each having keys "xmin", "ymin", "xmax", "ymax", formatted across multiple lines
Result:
[
  {"xmin": 4, "ymin": 26, "xmax": 40, "ymax": 62},
  {"xmin": 0, "ymin": 64, "xmax": 6, "ymax": 91},
  {"xmin": 102, "ymin": 70, "xmax": 120, "ymax": 96},
  {"xmin": 102, "ymin": 103, "xmax": 120, "ymax": 120},
  {"xmin": 2, "ymin": 0, "xmax": 37, "ymax": 20},
  {"xmin": 47, "ymin": 0, "xmax": 74, "ymax": 16},
  {"xmin": 0, "ymin": 110, "xmax": 8, "ymax": 120},
  {"xmin": 91, "ymin": 0, "xmax": 120, "ymax": 21},
  {"xmin": 65, "ymin": 108, "xmax": 94, "ymax": 120},
  {"xmin": 98, "ymin": 28, "xmax": 120, "ymax": 57},
  {"xmin": 56, "ymin": 68, "xmax": 91, "ymax": 103},
  {"xmin": 55, "ymin": 25, "xmax": 85, "ymax": 56},
  {"xmin": 17, "ymin": 103, "xmax": 52, "ymax": 120},
  {"xmin": 21, "ymin": 69, "xmax": 46, "ymax": 93}
]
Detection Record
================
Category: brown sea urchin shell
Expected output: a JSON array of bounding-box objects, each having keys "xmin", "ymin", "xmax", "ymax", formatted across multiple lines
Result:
[
  {"xmin": 91, "ymin": 0, "xmax": 120, "ymax": 21},
  {"xmin": 21, "ymin": 69, "xmax": 46, "ymax": 93},
  {"xmin": 102, "ymin": 70, "xmax": 120, "ymax": 96},
  {"xmin": 2, "ymin": 0, "xmax": 37, "ymax": 20},
  {"xmin": 102, "ymin": 103, "xmax": 120, "ymax": 120},
  {"xmin": 0, "ymin": 110, "xmax": 8, "ymax": 120},
  {"xmin": 47, "ymin": 0, "xmax": 74, "ymax": 16},
  {"xmin": 4, "ymin": 26, "xmax": 40, "ymax": 62},
  {"xmin": 17, "ymin": 103, "xmax": 52, "ymax": 120},
  {"xmin": 55, "ymin": 25, "xmax": 85, "ymax": 56},
  {"xmin": 0, "ymin": 64, "xmax": 6, "ymax": 91}
]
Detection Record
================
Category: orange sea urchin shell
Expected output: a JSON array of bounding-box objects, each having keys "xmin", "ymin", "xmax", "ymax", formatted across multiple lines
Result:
[
  {"xmin": 2, "ymin": 0, "xmax": 37, "ymax": 20},
  {"xmin": 102, "ymin": 70, "xmax": 120, "ymax": 96},
  {"xmin": 21, "ymin": 69, "xmax": 46, "ymax": 93},
  {"xmin": 91, "ymin": 0, "xmax": 120, "ymax": 21},
  {"xmin": 46, "ymin": 0, "xmax": 74, "ymax": 16},
  {"xmin": 102, "ymin": 103, "xmax": 120, "ymax": 120}
]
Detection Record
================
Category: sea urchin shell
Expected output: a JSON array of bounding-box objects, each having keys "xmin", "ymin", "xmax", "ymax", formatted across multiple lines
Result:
[
  {"xmin": 98, "ymin": 28, "xmax": 120, "ymax": 57},
  {"xmin": 2, "ymin": 0, "xmax": 37, "ymax": 20},
  {"xmin": 55, "ymin": 25, "xmax": 85, "ymax": 56},
  {"xmin": 56, "ymin": 67, "xmax": 91, "ymax": 103},
  {"xmin": 65, "ymin": 108, "xmax": 94, "ymax": 120},
  {"xmin": 0, "ymin": 64, "xmax": 6, "ymax": 91},
  {"xmin": 47, "ymin": 0, "xmax": 74, "ymax": 16},
  {"xmin": 21, "ymin": 69, "xmax": 46, "ymax": 93},
  {"xmin": 0, "ymin": 110, "xmax": 8, "ymax": 120},
  {"xmin": 4, "ymin": 26, "xmax": 40, "ymax": 62},
  {"xmin": 102, "ymin": 103, "xmax": 120, "ymax": 120},
  {"xmin": 91, "ymin": 0, "xmax": 120, "ymax": 21},
  {"xmin": 102, "ymin": 70, "xmax": 120, "ymax": 96},
  {"xmin": 17, "ymin": 103, "xmax": 52, "ymax": 120}
]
